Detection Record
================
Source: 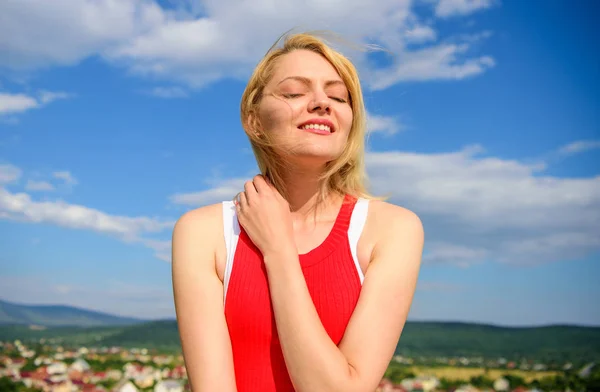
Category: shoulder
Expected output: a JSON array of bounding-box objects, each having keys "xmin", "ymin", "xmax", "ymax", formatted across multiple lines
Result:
[
  {"xmin": 366, "ymin": 200, "xmax": 424, "ymax": 258},
  {"xmin": 171, "ymin": 202, "xmax": 226, "ymax": 264},
  {"xmin": 173, "ymin": 202, "xmax": 225, "ymax": 236},
  {"xmin": 368, "ymin": 199, "xmax": 423, "ymax": 236}
]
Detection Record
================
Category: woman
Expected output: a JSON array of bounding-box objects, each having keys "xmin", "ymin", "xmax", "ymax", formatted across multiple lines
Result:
[{"xmin": 171, "ymin": 32, "xmax": 424, "ymax": 392}]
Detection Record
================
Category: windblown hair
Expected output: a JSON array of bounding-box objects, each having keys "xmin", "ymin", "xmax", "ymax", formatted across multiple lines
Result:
[{"xmin": 240, "ymin": 31, "xmax": 377, "ymax": 203}]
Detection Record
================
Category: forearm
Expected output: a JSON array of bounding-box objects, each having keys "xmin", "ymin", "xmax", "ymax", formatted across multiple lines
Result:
[{"xmin": 263, "ymin": 248, "xmax": 357, "ymax": 392}]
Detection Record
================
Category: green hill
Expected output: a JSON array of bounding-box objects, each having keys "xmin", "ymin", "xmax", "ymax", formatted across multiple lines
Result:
[
  {"xmin": 398, "ymin": 321, "xmax": 600, "ymax": 361},
  {"xmin": 2, "ymin": 320, "xmax": 599, "ymax": 363}
]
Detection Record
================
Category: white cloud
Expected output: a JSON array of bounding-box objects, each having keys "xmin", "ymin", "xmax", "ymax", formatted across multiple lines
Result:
[
  {"xmin": 435, "ymin": 0, "xmax": 494, "ymax": 18},
  {"xmin": 146, "ymin": 86, "xmax": 188, "ymax": 98},
  {"xmin": 1, "ymin": 163, "xmax": 174, "ymax": 262},
  {"xmin": 0, "ymin": 93, "xmax": 38, "ymax": 114},
  {"xmin": 53, "ymin": 171, "xmax": 78, "ymax": 185},
  {"xmin": 170, "ymin": 177, "xmax": 247, "ymax": 206},
  {"xmin": 142, "ymin": 239, "xmax": 172, "ymax": 262},
  {"xmin": 0, "ymin": 91, "xmax": 72, "ymax": 115},
  {"xmin": 0, "ymin": 164, "xmax": 22, "ymax": 184},
  {"xmin": 369, "ymin": 44, "xmax": 495, "ymax": 89},
  {"xmin": 0, "ymin": 165, "xmax": 174, "ymax": 261},
  {"xmin": 423, "ymin": 243, "xmax": 488, "ymax": 267},
  {"xmin": 0, "ymin": 0, "xmax": 165, "ymax": 69},
  {"xmin": 38, "ymin": 90, "xmax": 74, "ymax": 104},
  {"xmin": 558, "ymin": 140, "xmax": 600, "ymax": 156},
  {"xmin": 366, "ymin": 145, "xmax": 599, "ymax": 265},
  {"xmin": 0, "ymin": 188, "xmax": 173, "ymax": 239},
  {"xmin": 367, "ymin": 112, "xmax": 405, "ymax": 135},
  {"xmin": 0, "ymin": 0, "xmax": 495, "ymax": 89},
  {"xmin": 25, "ymin": 180, "xmax": 55, "ymax": 192},
  {"xmin": 175, "ymin": 143, "xmax": 599, "ymax": 266},
  {"xmin": 404, "ymin": 25, "xmax": 437, "ymax": 44}
]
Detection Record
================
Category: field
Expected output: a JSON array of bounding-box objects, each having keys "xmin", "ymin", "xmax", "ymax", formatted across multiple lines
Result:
[{"xmin": 411, "ymin": 366, "xmax": 559, "ymax": 382}]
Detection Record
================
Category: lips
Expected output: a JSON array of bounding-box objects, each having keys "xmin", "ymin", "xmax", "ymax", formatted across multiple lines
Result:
[{"xmin": 297, "ymin": 118, "xmax": 336, "ymax": 134}]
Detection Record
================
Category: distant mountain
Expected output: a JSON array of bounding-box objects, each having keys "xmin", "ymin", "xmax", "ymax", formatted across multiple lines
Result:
[
  {"xmin": 2, "ymin": 319, "xmax": 599, "ymax": 364},
  {"xmin": 99, "ymin": 319, "xmax": 181, "ymax": 349},
  {"xmin": 0, "ymin": 299, "xmax": 146, "ymax": 327},
  {"xmin": 398, "ymin": 321, "xmax": 600, "ymax": 361},
  {"xmin": 1, "ymin": 299, "xmax": 599, "ymax": 364}
]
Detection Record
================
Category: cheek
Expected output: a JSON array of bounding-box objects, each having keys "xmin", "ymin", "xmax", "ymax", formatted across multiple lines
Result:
[
  {"xmin": 340, "ymin": 107, "xmax": 353, "ymax": 133},
  {"xmin": 258, "ymin": 98, "xmax": 299, "ymax": 131}
]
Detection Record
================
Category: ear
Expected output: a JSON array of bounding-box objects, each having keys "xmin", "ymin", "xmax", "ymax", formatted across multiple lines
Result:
[{"xmin": 246, "ymin": 111, "xmax": 262, "ymax": 138}]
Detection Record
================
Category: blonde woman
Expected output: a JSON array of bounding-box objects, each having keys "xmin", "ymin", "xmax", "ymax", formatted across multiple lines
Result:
[{"xmin": 172, "ymin": 32, "xmax": 424, "ymax": 392}]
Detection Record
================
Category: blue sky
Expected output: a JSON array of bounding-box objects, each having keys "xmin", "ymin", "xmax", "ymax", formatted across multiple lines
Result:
[{"xmin": 0, "ymin": 0, "xmax": 598, "ymax": 326}]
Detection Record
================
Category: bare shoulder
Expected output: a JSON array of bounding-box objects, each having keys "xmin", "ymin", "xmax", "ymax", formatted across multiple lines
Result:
[
  {"xmin": 368, "ymin": 199, "xmax": 424, "ymax": 239},
  {"xmin": 172, "ymin": 202, "xmax": 225, "ymax": 266},
  {"xmin": 173, "ymin": 202, "xmax": 223, "ymax": 238},
  {"xmin": 364, "ymin": 199, "xmax": 424, "ymax": 272}
]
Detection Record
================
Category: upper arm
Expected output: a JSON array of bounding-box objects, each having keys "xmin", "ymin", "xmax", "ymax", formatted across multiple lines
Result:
[
  {"xmin": 337, "ymin": 205, "xmax": 424, "ymax": 391},
  {"xmin": 171, "ymin": 205, "xmax": 237, "ymax": 392}
]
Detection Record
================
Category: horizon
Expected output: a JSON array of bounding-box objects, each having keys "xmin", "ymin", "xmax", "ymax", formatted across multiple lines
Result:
[
  {"xmin": 1, "ymin": 0, "xmax": 599, "ymax": 326},
  {"xmin": 2, "ymin": 297, "xmax": 599, "ymax": 329}
]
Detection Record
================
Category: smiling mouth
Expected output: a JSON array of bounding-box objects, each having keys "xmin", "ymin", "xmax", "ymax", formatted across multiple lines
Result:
[{"xmin": 298, "ymin": 123, "xmax": 334, "ymax": 135}]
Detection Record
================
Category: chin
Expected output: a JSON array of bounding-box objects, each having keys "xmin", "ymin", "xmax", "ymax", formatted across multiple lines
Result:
[
  {"xmin": 275, "ymin": 140, "xmax": 344, "ymax": 164},
  {"xmin": 286, "ymin": 150, "xmax": 343, "ymax": 167}
]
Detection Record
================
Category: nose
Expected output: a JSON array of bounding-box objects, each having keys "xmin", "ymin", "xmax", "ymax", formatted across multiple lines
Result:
[{"xmin": 308, "ymin": 94, "xmax": 331, "ymax": 114}]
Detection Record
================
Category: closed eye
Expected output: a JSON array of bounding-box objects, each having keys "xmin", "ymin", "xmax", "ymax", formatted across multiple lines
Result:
[
  {"xmin": 283, "ymin": 93, "xmax": 303, "ymax": 98},
  {"xmin": 331, "ymin": 97, "xmax": 347, "ymax": 103}
]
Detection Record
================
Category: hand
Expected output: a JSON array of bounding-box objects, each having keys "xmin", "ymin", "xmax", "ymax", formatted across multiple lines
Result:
[{"xmin": 235, "ymin": 175, "xmax": 295, "ymax": 256}]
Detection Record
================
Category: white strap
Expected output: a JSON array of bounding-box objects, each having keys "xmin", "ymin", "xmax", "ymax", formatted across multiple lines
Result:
[
  {"xmin": 348, "ymin": 198, "xmax": 369, "ymax": 284},
  {"xmin": 222, "ymin": 201, "xmax": 240, "ymax": 307}
]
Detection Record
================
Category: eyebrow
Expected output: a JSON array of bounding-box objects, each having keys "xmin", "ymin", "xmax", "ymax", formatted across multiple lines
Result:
[{"xmin": 277, "ymin": 76, "xmax": 346, "ymax": 88}]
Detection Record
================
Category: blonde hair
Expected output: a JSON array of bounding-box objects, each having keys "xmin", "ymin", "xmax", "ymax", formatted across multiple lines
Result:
[{"xmin": 240, "ymin": 31, "xmax": 378, "ymax": 203}]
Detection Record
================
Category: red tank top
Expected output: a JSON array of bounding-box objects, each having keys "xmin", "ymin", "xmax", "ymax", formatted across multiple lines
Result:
[{"xmin": 223, "ymin": 194, "xmax": 366, "ymax": 391}]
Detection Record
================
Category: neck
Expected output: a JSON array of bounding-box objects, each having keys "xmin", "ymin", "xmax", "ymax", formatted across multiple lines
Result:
[{"xmin": 279, "ymin": 164, "xmax": 342, "ymax": 222}]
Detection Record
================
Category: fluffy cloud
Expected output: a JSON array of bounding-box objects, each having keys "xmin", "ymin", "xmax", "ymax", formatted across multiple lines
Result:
[
  {"xmin": 558, "ymin": 140, "xmax": 600, "ymax": 156},
  {"xmin": 0, "ymin": 188, "xmax": 173, "ymax": 239},
  {"xmin": 366, "ymin": 146, "xmax": 600, "ymax": 265},
  {"xmin": 170, "ymin": 177, "xmax": 247, "ymax": 206},
  {"xmin": 0, "ymin": 0, "xmax": 495, "ymax": 89},
  {"xmin": 435, "ymin": 0, "xmax": 495, "ymax": 18},
  {"xmin": 0, "ymin": 164, "xmax": 22, "ymax": 184},
  {"xmin": 145, "ymin": 86, "xmax": 189, "ymax": 99},
  {"xmin": 170, "ymin": 144, "xmax": 599, "ymax": 266},
  {"xmin": 404, "ymin": 25, "xmax": 437, "ymax": 44},
  {"xmin": 142, "ymin": 239, "xmax": 172, "ymax": 263},
  {"xmin": 0, "ymin": 0, "xmax": 165, "ymax": 69},
  {"xmin": 367, "ymin": 112, "xmax": 405, "ymax": 135},
  {"xmin": 368, "ymin": 44, "xmax": 495, "ymax": 89},
  {"xmin": 25, "ymin": 180, "xmax": 55, "ymax": 192},
  {"xmin": 53, "ymin": 170, "xmax": 78, "ymax": 186},
  {"xmin": 0, "ymin": 93, "xmax": 37, "ymax": 115},
  {"xmin": 0, "ymin": 163, "xmax": 173, "ymax": 260},
  {"xmin": 0, "ymin": 91, "xmax": 72, "ymax": 115}
]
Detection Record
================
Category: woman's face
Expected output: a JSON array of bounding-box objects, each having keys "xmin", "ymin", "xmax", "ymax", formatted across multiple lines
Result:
[{"xmin": 256, "ymin": 49, "xmax": 353, "ymax": 166}]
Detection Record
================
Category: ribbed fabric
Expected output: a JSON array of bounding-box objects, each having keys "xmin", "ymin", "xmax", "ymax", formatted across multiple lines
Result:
[{"xmin": 224, "ymin": 194, "xmax": 362, "ymax": 392}]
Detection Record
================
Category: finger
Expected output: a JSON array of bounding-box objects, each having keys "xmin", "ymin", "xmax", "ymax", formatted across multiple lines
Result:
[
  {"xmin": 263, "ymin": 175, "xmax": 284, "ymax": 200},
  {"xmin": 253, "ymin": 175, "xmax": 270, "ymax": 194},
  {"xmin": 238, "ymin": 191, "xmax": 248, "ymax": 210},
  {"xmin": 244, "ymin": 180, "xmax": 257, "ymax": 203},
  {"xmin": 234, "ymin": 192, "xmax": 241, "ymax": 205}
]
